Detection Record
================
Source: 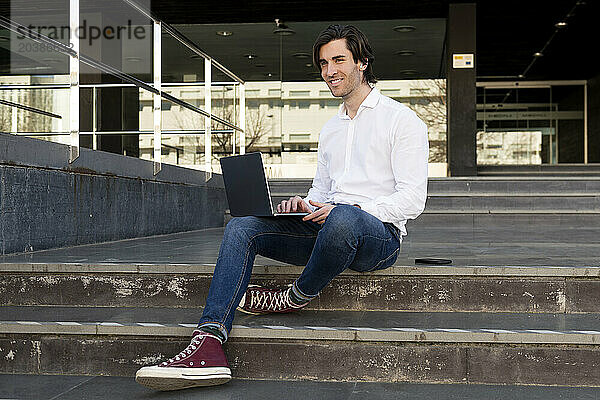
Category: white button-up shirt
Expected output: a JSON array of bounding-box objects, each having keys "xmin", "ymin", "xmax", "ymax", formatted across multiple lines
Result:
[{"xmin": 303, "ymin": 87, "xmax": 429, "ymax": 240}]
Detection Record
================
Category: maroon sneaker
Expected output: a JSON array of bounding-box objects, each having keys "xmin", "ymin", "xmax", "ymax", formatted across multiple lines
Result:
[
  {"xmin": 237, "ymin": 284, "xmax": 309, "ymax": 315},
  {"xmin": 135, "ymin": 331, "xmax": 231, "ymax": 391}
]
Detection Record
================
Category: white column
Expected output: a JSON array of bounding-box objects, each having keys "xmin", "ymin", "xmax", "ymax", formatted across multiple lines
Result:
[
  {"xmin": 239, "ymin": 83, "xmax": 245, "ymax": 155},
  {"xmin": 205, "ymin": 58, "xmax": 212, "ymax": 174},
  {"xmin": 69, "ymin": 0, "xmax": 80, "ymax": 162},
  {"xmin": 153, "ymin": 20, "xmax": 162, "ymax": 175}
]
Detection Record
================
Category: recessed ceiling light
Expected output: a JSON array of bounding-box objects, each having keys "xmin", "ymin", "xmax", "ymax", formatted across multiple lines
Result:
[
  {"xmin": 395, "ymin": 50, "xmax": 416, "ymax": 56},
  {"xmin": 400, "ymin": 69, "xmax": 418, "ymax": 75},
  {"xmin": 265, "ymin": 72, "xmax": 275, "ymax": 77},
  {"xmin": 292, "ymin": 52, "xmax": 310, "ymax": 59},
  {"xmin": 216, "ymin": 30, "xmax": 233, "ymax": 37},
  {"xmin": 393, "ymin": 25, "xmax": 416, "ymax": 33},
  {"xmin": 533, "ymin": 52, "xmax": 543, "ymax": 57},
  {"xmin": 305, "ymin": 63, "xmax": 312, "ymax": 68},
  {"xmin": 273, "ymin": 18, "xmax": 295, "ymax": 36},
  {"xmin": 273, "ymin": 27, "xmax": 295, "ymax": 36},
  {"xmin": 244, "ymin": 54, "xmax": 258, "ymax": 60},
  {"xmin": 555, "ymin": 21, "xmax": 567, "ymax": 28},
  {"xmin": 125, "ymin": 56, "xmax": 142, "ymax": 62}
]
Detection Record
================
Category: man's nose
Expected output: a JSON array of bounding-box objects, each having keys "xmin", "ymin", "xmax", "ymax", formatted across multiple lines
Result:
[{"xmin": 325, "ymin": 62, "xmax": 337, "ymax": 76}]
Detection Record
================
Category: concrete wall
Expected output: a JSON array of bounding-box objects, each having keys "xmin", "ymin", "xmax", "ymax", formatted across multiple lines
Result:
[{"xmin": 0, "ymin": 133, "xmax": 227, "ymax": 255}]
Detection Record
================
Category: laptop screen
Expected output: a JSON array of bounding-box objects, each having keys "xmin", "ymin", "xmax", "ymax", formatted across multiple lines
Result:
[{"xmin": 219, "ymin": 152, "xmax": 274, "ymax": 217}]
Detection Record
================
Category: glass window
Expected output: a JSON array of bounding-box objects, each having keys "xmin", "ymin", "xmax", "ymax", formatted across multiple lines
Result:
[{"xmin": 289, "ymin": 90, "xmax": 310, "ymax": 97}]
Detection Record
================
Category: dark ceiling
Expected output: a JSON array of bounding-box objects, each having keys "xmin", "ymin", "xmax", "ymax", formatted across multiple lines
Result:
[
  {"xmin": 150, "ymin": 0, "xmax": 599, "ymax": 81},
  {"xmin": 1, "ymin": 0, "xmax": 598, "ymax": 81},
  {"xmin": 166, "ymin": 19, "xmax": 445, "ymax": 82}
]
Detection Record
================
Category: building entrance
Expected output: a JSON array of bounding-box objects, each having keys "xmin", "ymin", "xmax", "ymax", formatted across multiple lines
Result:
[{"xmin": 476, "ymin": 81, "xmax": 587, "ymax": 165}]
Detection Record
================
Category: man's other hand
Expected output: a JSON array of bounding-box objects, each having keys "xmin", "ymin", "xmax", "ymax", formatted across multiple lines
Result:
[
  {"xmin": 277, "ymin": 196, "xmax": 312, "ymax": 213},
  {"xmin": 302, "ymin": 200, "xmax": 336, "ymax": 225}
]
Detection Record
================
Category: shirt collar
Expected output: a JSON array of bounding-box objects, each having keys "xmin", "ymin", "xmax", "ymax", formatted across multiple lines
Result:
[{"xmin": 337, "ymin": 87, "xmax": 381, "ymax": 119}]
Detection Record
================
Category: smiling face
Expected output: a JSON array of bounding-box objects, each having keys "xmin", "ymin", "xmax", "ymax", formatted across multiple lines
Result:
[{"xmin": 318, "ymin": 39, "xmax": 365, "ymax": 99}]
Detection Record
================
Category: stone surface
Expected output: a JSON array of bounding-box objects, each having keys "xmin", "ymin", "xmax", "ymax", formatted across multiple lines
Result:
[
  {"xmin": 3, "ymin": 374, "xmax": 600, "ymax": 400},
  {"xmin": 468, "ymin": 346, "xmax": 600, "ymax": 386},
  {"xmin": 0, "ymin": 165, "xmax": 226, "ymax": 255},
  {"xmin": 1, "ymin": 221, "xmax": 600, "ymax": 267},
  {"xmin": 0, "ymin": 273, "xmax": 584, "ymax": 313},
  {"xmin": 3, "ymin": 305, "xmax": 600, "ymax": 331},
  {"xmin": 2, "ymin": 334, "xmax": 600, "ymax": 385}
]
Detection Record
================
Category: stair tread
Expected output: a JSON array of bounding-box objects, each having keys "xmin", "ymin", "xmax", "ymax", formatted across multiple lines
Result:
[
  {"xmin": 2, "ymin": 306, "xmax": 599, "ymax": 333},
  {"xmin": 1, "ymin": 226, "xmax": 599, "ymax": 268},
  {"xmin": 3, "ymin": 374, "xmax": 599, "ymax": 399}
]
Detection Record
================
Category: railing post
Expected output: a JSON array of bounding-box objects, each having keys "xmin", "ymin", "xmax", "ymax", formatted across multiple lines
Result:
[
  {"xmin": 11, "ymin": 91, "xmax": 17, "ymax": 133},
  {"xmin": 69, "ymin": 0, "xmax": 80, "ymax": 163},
  {"xmin": 239, "ymin": 83, "xmax": 245, "ymax": 155},
  {"xmin": 92, "ymin": 86, "xmax": 97, "ymax": 150},
  {"xmin": 153, "ymin": 20, "xmax": 162, "ymax": 175},
  {"xmin": 205, "ymin": 58, "xmax": 212, "ymax": 176}
]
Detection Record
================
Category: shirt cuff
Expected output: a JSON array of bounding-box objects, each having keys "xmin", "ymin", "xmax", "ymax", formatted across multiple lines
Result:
[{"xmin": 302, "ymin": 196, "xmax": 317, "ymax": 212}]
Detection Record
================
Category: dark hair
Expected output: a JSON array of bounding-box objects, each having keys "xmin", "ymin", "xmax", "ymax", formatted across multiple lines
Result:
[{"xmin": 313, "ymin": 24, "xmax": 376, "ymax": 84}]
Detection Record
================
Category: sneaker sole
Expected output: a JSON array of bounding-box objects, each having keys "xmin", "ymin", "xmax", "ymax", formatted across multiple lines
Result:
[
  {"xmin": 135, "ymin": 366, "xmax": 231, "ymax": 391},
  {"xmin": 236, "ymin": 305, "xmax": 268, "ymax": 315}
]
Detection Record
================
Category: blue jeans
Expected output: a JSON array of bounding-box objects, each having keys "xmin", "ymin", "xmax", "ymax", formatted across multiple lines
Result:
[{"xmin": 197, "ymin": 204, "xmax": 401, "ymax": 341}]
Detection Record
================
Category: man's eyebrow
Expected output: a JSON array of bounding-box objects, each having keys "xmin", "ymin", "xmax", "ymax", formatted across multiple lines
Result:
[{"xmin": 318, "ymin": 55, "xmax": 346, "ymax": 63}]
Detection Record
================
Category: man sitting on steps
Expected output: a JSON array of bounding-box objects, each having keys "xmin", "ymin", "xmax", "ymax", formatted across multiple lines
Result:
[{"xmin": 135, "ymin": 24, "xmax": 429, "ymax": 391}]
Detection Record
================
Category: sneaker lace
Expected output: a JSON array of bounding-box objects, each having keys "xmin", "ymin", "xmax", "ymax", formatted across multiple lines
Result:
[
  {"xmin": 163, "ymin": 332, "xmax": 218, "ymax": 365},
  {"xmin": 249, "ymin": 287, "xmax": 295, "ymax": 311}
]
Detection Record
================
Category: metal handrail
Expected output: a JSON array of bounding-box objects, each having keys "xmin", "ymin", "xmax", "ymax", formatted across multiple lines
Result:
[
  {"xmin": 0, "ymin": 82, "xmax": 240, "ymax": 90},
  {"xmin": 0, "ymin": 98, "xmax": 62, "ymax": 119},
  {"xmin": 120, "ymin": 0, "xmax": 244, "ymax": 84},
  {"xmin": 0, "ymin": 15, "xmax": 242, "ymax": 132},
  {"xmin": 11, "ymin": 129, "xmax": 236, "ymax": 136}
]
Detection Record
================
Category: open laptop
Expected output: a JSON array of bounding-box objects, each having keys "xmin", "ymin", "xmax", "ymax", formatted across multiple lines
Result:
[{"xmin": 219, "ymin": 152, "xmax": 310, "ymax": 217}]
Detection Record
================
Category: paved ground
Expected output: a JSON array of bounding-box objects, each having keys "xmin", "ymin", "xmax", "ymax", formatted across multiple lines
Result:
[
  {"xmin": 1, "ymin": 375, "xmax": 599, "ymax": 400},
  {"xmin": 0, "ymin": 224, "xmax": 598, "ymax": 267}
]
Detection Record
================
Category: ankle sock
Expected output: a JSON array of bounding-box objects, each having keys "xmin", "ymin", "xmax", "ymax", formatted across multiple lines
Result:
[
  {"xmin": 197, "ymin": 326, "xmax": 226, "ymax": 343},
  {"xmin": 289, "ymin": 287, "xmax": 309, "ymax": 306}
]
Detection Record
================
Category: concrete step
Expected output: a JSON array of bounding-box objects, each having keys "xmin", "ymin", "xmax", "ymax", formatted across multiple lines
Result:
[
  {"xmin": 2, "ymin": 263, "xmax": 599, "ymax": 313},
  {"xmin": 268, "ymin": 177, "xmax": 600, "ymax": 196},
  {"xmin": 477, "ymin": 164, "xmax": 600, "ymax": 176},
  {"xmin": 1, "ymin": 306, "xmax": 600, "ymax": 386},
  {"xmin": 226, "ymin": 208, "xmax": 600, "ymax": 233},
  {"xmin": 423, "ymin": 195, "xmax": 600, "ymax": 212},
  {"xmin": 4, "ymin": 374, "xmax": 599, "ymax": 399},
  {"xmin": 268, "ymin": 177, "xmax": 600, "ymax": 213},
  {"xmin": 267, "ymin": 195, "xmax": 600, "ymax": 213},
  {"xmin": 2, "ymin": 224, "xmax": 598, "ymax": 263}
]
